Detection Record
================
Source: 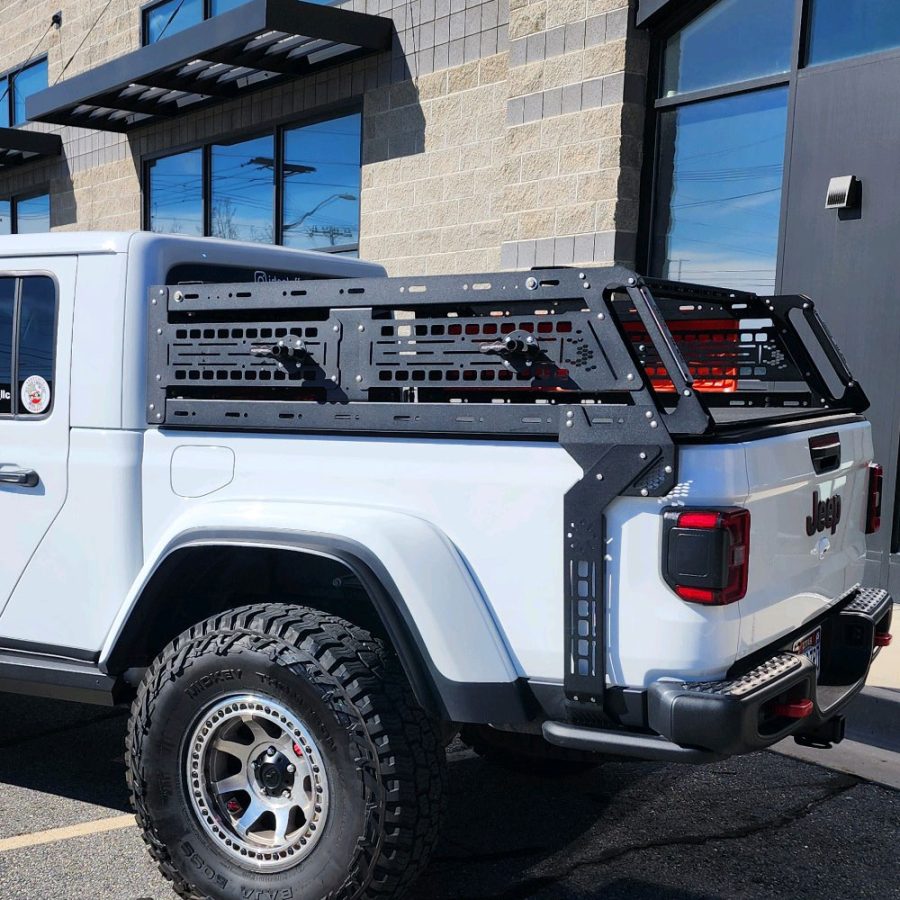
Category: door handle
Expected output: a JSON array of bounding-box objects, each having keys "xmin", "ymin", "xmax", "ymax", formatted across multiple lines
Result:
[{"xmin": 0, "ymin": 467, "xmax": 40, "ymax": 487}]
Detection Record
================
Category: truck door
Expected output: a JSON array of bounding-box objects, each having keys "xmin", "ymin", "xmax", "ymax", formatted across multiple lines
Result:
[{"xmin": 0, "ymin": 259, "xmax": 75, "ymax": 631}]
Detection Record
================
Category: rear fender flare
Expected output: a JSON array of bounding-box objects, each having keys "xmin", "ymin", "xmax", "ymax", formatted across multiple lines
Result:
[{"xmin": 101, "ymin": 504, "xmax": 528, "ymax": 723}]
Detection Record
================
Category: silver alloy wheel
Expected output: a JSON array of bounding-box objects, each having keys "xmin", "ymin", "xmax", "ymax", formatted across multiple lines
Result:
[{"xmin": 185, "ymin": 693, "xmax": 330, "ymax": 872}]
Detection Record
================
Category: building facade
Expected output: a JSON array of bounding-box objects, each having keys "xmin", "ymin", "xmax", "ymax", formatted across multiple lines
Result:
[{"xmin": 0, "ymin": 0, "xmax": 897, "ymax": 592}]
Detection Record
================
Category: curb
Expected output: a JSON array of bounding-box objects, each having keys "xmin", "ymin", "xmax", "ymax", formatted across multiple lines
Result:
[{"xmin": 845, "ymin": 686, "xmax": 900, "ymax": 753}]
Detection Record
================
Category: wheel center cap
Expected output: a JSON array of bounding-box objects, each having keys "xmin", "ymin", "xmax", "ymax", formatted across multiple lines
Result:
[{"xmin": 253, "ymin": 748, "xmax": 294, "ymax": 796}]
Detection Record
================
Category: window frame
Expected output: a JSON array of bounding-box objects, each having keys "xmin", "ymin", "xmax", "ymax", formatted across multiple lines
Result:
[
  {"xmin": 0, "ymin": 55, "xmax": 48, "ymax": 127},
  {"xmin": 638, "ymin": 0, "xmax": 807, "ymax": 292},
  {"xmin": 142, "ymin": 102, "xmax": 363, "ymax": 254},
  {"xmin": 0, "ymin": 191, "xmax": 52, "ymax": 235},
  {"xmin": 0, "ymin": 271, "xmax": 59, "ymax": 421}
]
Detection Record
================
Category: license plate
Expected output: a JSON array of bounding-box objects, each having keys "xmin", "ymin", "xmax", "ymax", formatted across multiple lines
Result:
[{"xmin": 793, "ymin": 627, "xmax": 822, "ymax": 674}]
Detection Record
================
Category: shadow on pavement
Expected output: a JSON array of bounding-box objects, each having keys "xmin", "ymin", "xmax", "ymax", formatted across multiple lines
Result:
[{"xmin": 0, "ymin": 693, "xmax": 131, "ymax": 813}]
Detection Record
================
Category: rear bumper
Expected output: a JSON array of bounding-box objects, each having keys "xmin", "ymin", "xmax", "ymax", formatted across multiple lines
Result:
[
  {"xmin": 543, "ymin": 585, "xmax": 892, "ymax": 760},
  {"xmin": 647, "ymin": 586, "xmax": 892, "ymax": 756}
]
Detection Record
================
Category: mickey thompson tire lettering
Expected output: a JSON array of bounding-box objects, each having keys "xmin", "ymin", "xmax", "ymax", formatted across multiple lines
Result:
[{"xmin": 125, "ymin": 604, "xmax": 447, "ymax": 900}]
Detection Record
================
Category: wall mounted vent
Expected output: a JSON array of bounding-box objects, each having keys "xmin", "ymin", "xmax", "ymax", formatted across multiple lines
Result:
[{"xmin": 826, "ymin": 175, "xmax": 862, "ymax": 210}]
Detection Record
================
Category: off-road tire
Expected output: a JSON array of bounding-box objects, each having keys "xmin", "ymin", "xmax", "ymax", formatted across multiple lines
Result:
[{"xmin": 126, "ymin": 604, "xmax": 447, "ymax": 900}]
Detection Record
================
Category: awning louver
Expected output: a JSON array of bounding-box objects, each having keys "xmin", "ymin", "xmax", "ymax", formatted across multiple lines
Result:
[
  {"xmin": 26, "ymin": 0, "xmax": 393, "ymax": 133},
  {"xmin": 0, "ymin": 128, "xmax": 62, "ymax": 169}
]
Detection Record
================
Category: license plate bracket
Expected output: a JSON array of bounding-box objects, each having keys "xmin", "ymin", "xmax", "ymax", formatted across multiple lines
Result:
[{"xmin": 793, "ymin": 626, "xmax": 822, "ymax": 675}]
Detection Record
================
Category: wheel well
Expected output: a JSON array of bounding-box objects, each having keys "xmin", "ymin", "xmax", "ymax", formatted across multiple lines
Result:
[{"xmin": 106, "ymin": 544, "xmax": 442, "ymax": 716}]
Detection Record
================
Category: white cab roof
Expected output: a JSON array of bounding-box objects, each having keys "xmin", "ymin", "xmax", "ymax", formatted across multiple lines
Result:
[{"xmin": 0, "ymin": 231, "xmax": 386, "ymax": 278}]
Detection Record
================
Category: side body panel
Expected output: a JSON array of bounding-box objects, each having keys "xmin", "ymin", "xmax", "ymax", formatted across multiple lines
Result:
[{"xmin": 125, "ymin": 428, "xmax": 583, "ymax": 683}]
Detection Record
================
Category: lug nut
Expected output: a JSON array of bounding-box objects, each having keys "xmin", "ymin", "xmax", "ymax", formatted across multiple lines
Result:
[
  {"xmin": 287, "ymin": 764, "xmax": 296, "ymax": 774},
  {"xmin": 267, "ymin": 746, "xmax": 277, "ymax": 756}
]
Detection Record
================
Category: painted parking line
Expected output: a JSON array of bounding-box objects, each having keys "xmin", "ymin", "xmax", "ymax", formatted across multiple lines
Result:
[{"xmin": 0, "ymin": 814, "xmax": 135, "ymax": 853}]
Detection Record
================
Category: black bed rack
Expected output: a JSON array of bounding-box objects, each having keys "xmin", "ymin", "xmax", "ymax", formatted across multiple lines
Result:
[{"xmin": 146, "ymin": 266, "xmax": 867, "ymax": 710}]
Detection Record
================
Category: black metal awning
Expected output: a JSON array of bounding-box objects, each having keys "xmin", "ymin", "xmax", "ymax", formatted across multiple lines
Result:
[
  {"xmin": 26, "ymin": 0, "xmax": 393, "ymax": 133},
  {"xmin": 0, "ymin": 128, "xmax": 62, "ymax": 169}
]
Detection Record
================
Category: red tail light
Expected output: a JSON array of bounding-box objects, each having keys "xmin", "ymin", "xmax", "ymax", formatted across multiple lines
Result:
[
  {"xmin": 866, "ymin": 463, "xmax": 883, "ymax": 534},
  {"xmin": 662, "ymin": 508, "xmax": 750, "ymax": 606}
]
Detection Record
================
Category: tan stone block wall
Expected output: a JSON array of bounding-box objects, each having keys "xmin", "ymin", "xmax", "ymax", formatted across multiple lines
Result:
[
  {"xmin": 359, "ymin": 54, "xmax": 509, "ymax": 275},
  {"xmin": 0, "ymin": 0, "xmax": 649, "ymax": 274}
]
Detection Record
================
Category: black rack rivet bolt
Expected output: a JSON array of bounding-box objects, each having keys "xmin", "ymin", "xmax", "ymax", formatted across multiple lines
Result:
[
  {"xmin": 683, "ymin": 389, "xmax": 692, "ymax": 397},
  {"xmin": 357, "ymin": 324, "xmax": 365, "ymax": 332},
  {"xmin": 650, "ymin": 421, "xmax": 659, "ymax": 429},
  {"xmin": 628, "ymin": 277, "xmax": 636, "ymax": 285},
  {"xmin": 583, "ymin": 282, "xmax": 590, "ymax": 289},
  {"xmin": 626, "ymin": 373, "xmax": 634, "ymax": 381},
  {"xmin": 156, "ymin": 328, "xmax": 162, "ymax": 335},
  {"xmin": 149, "ymin": 404, "xmax": 155, "ymax": 411},
  {"xmin": 641, "ymin": 489, "xmax": 649, "ymax": 497},
  {"xmin": 597, "ymin": 313, "xmax": 605, "ymax": 320},
  {"xmin": 174, "ymin": 291, "xmax": 184, "ymax": 303},
  {"xmin": 645, "ymin": 410, "xmax": 653, "ymax": 419},
  {"xmin": 596, "ymin": 473, "xmax": 604, "ymax": 481},
  {"xmin": 639, "ymin": 452, "xmax": 647, "ymax": 460},
  {"xmin": 526, "ymin": 277, "xmax": 538, "ymax": 290},
  {"xmin": 332, "ymin": 325, "xmax": 339, "ymax": 332},
  {"xmin": 664, "ymin": 465, "xmax": 673, "ymax": 474},
  {"xmin": 355, "ymin": 376, "xmax": 363, "ymax": 383}
]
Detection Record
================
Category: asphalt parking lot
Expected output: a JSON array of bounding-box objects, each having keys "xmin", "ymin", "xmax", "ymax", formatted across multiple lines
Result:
[{"xmin": 0, "ymin": 692, "xmax": 898, "ymax": 900}]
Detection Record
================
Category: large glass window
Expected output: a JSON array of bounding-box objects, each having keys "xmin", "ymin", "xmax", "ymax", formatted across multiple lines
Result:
[
  {"xmin": 653, "ymin": 88, "xmax": 788, "ymax": 292},
  {"xmin": 0, "ymin": 77, "xmax": 9, "ymax": 129},
  {"xmin": 0, "ymin": 276, "xmax": 56, "ymax": 417},
  {"xmin": 282, "ymin": 114, "xmax": 361, "ymax": 252},
  {"xmin": 15, "ymin": 194, "xmax": 51, "ymax": 234},
  {"xmin": 145, "ymin": 112, "xmax": 362, "ymax": 252},
  {"xmin": 11, "ymin": 59, "xmax": 48, "ymax": 126},
  {"xmin": 663, "ymin": 0, "xmax": 793, "ymax": 97},
  {"xmin": 0, "ymin": 58, "xmax": 47, "ymax": 126},
  {"xmin": 210, "ymin": 135, "xmax": 275, "ymax": 243},
  {"xmin": 807, "ymin": 0, "xmax": 900, "ymax": 66},
  {"xmin": 210, "ymin": 0, "xmax": 252, "ymax": 13},
  {"xmin": 144, "ymin": 0, "xmax": 203, "ymax": 44},
  {"xmin": 650, "ymin": 0, "xmax": 797, "ymax": 293},
  {"xmin": 148, "ymin": 149, "xmax": 204, "ymax": 235}
]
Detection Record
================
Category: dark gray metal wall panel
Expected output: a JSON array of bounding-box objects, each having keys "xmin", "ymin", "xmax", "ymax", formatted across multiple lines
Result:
[{"xmin": 780, "ymin": 53, "xmax": 900, "ymax": 592}]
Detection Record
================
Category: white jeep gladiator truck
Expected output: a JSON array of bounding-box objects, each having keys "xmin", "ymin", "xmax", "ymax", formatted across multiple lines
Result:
[{"xmin": 0, "ymin": 232, "xmax": 891, "ymax": 900}]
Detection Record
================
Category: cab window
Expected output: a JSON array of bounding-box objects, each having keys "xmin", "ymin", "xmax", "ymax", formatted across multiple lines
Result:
[{"xmin": 0, "ymin": 275, "xmax": 57, "ymax": 417}]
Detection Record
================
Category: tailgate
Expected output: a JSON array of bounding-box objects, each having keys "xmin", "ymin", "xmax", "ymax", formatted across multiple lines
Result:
[{"xmin": 737, "ymin": 419, "xmax": 873, "ymax": 657}]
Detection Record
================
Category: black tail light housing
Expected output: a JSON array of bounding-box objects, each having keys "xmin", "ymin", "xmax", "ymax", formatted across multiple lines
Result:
[
  {"xmin": 662, "ymin": 508, "xmax": 750, "ymax": 605},
  {"xmin": 866, "ymin": 463, "xmax": 883, "ymax": 535}
]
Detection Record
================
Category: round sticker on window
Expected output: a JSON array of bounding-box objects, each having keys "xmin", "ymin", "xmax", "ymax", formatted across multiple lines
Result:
[{"xmin": 21, "ymin": 375, "xmax": 50, "ymax": 415}]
